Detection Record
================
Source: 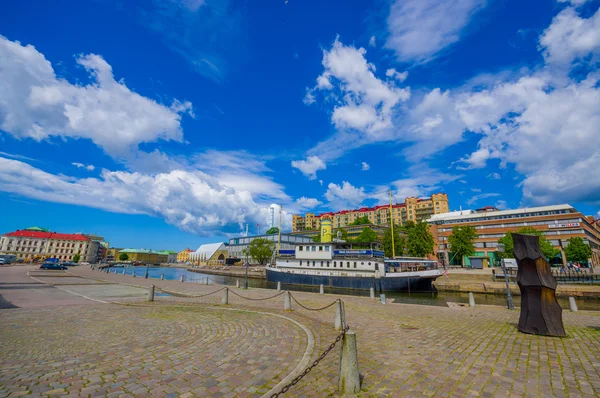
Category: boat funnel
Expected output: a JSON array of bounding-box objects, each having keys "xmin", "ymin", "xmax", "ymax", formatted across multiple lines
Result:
[{"xmin": 321, "ymin": 220, "xmax": 332, "ymax": 243}]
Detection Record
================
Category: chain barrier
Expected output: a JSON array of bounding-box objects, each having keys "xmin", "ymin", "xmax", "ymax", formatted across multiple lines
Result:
[
  {"xmin": 289, "ymin": 294, "xmax": 341, "ymax": 311},
  {"xmin": 270, "ymin": 325, "xmax": 350, "ymax": 397},
  {"xmin": 228, "ymin": 289, "xmax": 287, "ymax": 301},
  {"xmin": 155, "ymin": 286, "xmax": 227, "ymax": 298}
]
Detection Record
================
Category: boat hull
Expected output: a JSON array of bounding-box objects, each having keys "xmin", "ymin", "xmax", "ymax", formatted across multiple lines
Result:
[{"xmin": 266, "ymin": 268, "xmax": 439, "ymax": 292}]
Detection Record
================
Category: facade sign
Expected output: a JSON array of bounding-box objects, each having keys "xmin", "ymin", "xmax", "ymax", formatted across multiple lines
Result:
[{"xmin": 548, "ymin": 223, "xmax": 580, "ymax": 229}]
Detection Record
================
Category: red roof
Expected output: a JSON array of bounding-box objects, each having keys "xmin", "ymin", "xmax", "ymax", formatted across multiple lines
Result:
[{"xmin": 3, "ymin": 230, "xmax": 90, "ymax": 241}]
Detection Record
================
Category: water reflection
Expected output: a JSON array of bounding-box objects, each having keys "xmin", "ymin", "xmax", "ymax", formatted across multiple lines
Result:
[{"xmin": 108, "ymin": 266, "xmax": 600, "ymax": 311}]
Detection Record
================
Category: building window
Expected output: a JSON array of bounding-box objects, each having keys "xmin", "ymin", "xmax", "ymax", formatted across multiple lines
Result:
[
  {"xmin": 311, "ymin": 246, "xmax": 316, "ymax": 252},
  {"xmin": 300, "ymin": 261, "xmax": 302, "ymax": 266},
  {"xmin": 319, "ymin": 246, "xmax": 323, "ymax": 251},
  {"xmin": 299, "ymin": 246, "xmax": 303, "ymax": 251},
  {"xmin": 327, "ymin": 261, "xmax": 330, "ymax": 267},
  {"xmin": 354, "ymin": 262, "xmax": 357, "ymax": 268},
  {"xmin": 321, "ymin": 261, "xmax": 323, "ymax": 267},
  {"xmin": 333, "ymin": 261, "xmax": 336, "ymax": 267},
  {"xmin": 312, "ymin": 261, "xmax": 316, "ymax": 266},
  {"xmin": 347, "ymin": 262, "xmax": 350, "ymax": 268},
  {"xmin": 324, "ymin": 245, "xmax": 330, "ymax": 251}
]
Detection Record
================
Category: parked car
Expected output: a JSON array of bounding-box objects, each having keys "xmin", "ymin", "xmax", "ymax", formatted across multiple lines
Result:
[
  {"xmin": 80, "ymin": 262, "xmax": 90, "ymax": 266},
  {"xmin": 40, "ymin": 263, "xmax": 67, "ymax": 270},
  {"xmin": 0, "ymin": 259, "xmax": 7, "ymax": 265}
]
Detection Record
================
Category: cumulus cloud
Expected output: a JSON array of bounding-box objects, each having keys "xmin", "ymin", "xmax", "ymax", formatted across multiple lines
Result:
[
  {"xmin": 325, "ymin": 181, "xmax": 367, "ymax": 209},
  {"xmin": 369, "ymin": 36, "xmax": 376, "ymax": 47},
  {"xmin": 466, "ymin": 193, "xmax": 501, "ymax": 206},
  {"xmin": 385, "ymin": 68, "xmax": 408, "ymax": 82},
  {"xmin": 539, "ymin": 6, "xmax": 600, "ymax": 66},
  {"xmin": 385, "ymin": 0, "xmax": 486, "ymax": 63},
  {"xmin": 292, "ymin": 197, "xmax": 323, "ymax": 212},
  {"xmin": 72, "ymin": 162, "xmax": 95, "ymax": 171},
  {"xmin": 361, "ymin": 162, "xmax": 370, "ymax": 171},
  {"xmin": 305, "ymin": 37, "xmax": 410, "ymax": 137},
  {"xmin": 291, "ymin": 156, "xmax": 326, "ymax": 180},
  {"xmin": 0, "ymin": 157, "xmax": 281, "ymax": 236},
  {"xmin": 0, "ymin": 36, "xmax": 193, "ymax": 157}
]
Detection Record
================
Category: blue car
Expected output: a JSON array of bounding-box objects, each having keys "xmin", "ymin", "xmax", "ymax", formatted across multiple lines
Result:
[{"xmin": 40, "ymin": 263, "xmax": 67, "ymax": 270}]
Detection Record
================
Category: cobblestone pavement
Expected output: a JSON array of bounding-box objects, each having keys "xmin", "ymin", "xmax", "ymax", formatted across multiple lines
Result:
[{"xmin": 2, "ymin": 266, "xmax": 600, "ymax": 397}]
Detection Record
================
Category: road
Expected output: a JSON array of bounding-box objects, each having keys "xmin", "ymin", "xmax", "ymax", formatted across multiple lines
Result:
[{"xmin": 0, "ymin": 265, "xmax": 148, "ymax": 308}]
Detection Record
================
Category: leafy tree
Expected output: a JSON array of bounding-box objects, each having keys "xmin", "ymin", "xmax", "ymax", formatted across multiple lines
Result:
[
  {"xmin": 406, "ymin": 221, "xmax": 434, "ymax": 257},
  {"xmin": 266, "ymin": 227, "xmax": 279, "ymax": 235},
  {"xmin": 564, "ymin": 237, "xmax": 592, "ymax": 263},
  {"xmin": 354, "ymin": 227, "xmax": 378, "ymax": 243},
  {"xmin": 350, "ymin": 216, "xmax": 371, "ymax": 226},
  {"xmin": 312, "ymin": 234, "xmax": 321, "ymax": 243},
  {"xmin": 119, "ymin": 253, "xmax": 129, "ymax": 261},
  {"xmin": 497, "ymin": 227, "xmax": 560, "ymax": 260},
  {"xmin": 333, "ymin": 228, "xmax": 349, "ymax": 241},
  {"xmin": 72, "ymin": 253, "xmax": 81, "ymax": 263},
  {"xmin": 248, "ymin": 238, "xmax": 275, "ymax": 265},
  {"xmin": 447, "ymin": 226, "xmax": 477, "ymax": 265},
  {"xmin": 383, "ymin": 224, "xmax": 404, "ymax": 258}
]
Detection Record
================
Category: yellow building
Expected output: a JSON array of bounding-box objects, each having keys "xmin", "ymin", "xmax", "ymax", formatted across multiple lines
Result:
[
  {"xmin": 177, "ymin": 248, "xmax": 193, "ymax": 263},
  {"xmin": 292, "ymin": 194, "xmax": 450, "ymax": 232},
  {"xmin": 118, "ymin": 249, "xmax": 168, "ymax": 264}
]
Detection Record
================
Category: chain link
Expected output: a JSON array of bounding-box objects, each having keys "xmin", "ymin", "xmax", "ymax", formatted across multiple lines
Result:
[
  {"xmin": 270, "ymin": 325, "xmax": 349, "ymax": 397},
  {"xmin": 289, "ymin": 294, "xmax": 341, "ymax": 311},
  {"xmin": 155, "ymin": 286, "xmax": 227, "ymax": 298},
  {"xmin": 228, "ymin": 289, "xmax": 287, "ymax": 301}
]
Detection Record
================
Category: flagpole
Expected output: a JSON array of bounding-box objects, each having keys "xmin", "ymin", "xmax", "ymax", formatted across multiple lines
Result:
[{"xmin": 278, "ymin": 204, "xmax": 282, "ymax": 255}]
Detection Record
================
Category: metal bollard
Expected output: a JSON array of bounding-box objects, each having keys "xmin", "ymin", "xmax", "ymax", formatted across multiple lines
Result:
[
  {"xmin": 335, "ymin": 300, "xmax": 342, "ymax": 331},
  {"xmin": 277, "ymin": 281, "xmax": 281, "ymax": 291},
  {"xmin": 180, "ymin": 275, "xmax": 184, "ymax": 282},
  {"xmin": 370, "ymin": 287, "xmax": 375, "ymax": 299},
  {"xmin": 160, "ymin": 274, "xmax": 164, "ymax": 280},
  {"xmin": 205, "ymin": 277, "xmax": 209, "ymax": 285},
  {"xmin": 320, "ymin": 284, "xmax": 324, "ymax": 295},
  {"xmin": 380, "ymin": 294, "xmax": 386, "ymax": 304},
  {"xmin": 569, "ymin": 297, "xmax": 578, "ymax": 312},
  {"xmin": 222, "ymin": 288, "xmax": 229, "ymax": 305},
  {"xmin": 284, "ymin": 291, "xmax": 292, "ymax": 311},
  {"xmin": 469, "ymin": 292, "xmax": 475, "ymax": 307},
  {"xmin": 132, "ymin": 272, "xmax": 136, "ymax": 278},
  {"xmin": 338, "ymin": 330, "xmax": 361, "ymax": 394},
  {"xmin": 148, "ymin": 285, "xmax": 155, "ymax": 302},
  {"xmin": 236, "ymin": 279, "xmax": 240, "ymax": 288},
  {"xmin": 122, "ymin": 270, "xmax": 125, "ymax": 275}
]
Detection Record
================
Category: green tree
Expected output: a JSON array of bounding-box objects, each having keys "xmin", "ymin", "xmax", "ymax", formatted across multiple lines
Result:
[
  {"xmin": 248, "ymin": 238, "xmax": 275, "ymax": 264},
  {"xmin": 350, "ymin": 216, "xmax": 371, "ymax": 226},
  {"xmin": 564, "ymin": 237, "xmax": 592, "ymax": 263},
  {"xmin": 354, "ymin": 227, "xmax": 378, "ymax": 243},
  {"xmin": 266, "ymin": 227, "xmax": 279, "ymax": 235},
  {"xmin": 447, "ymin": 226, "xmax": 477, "ymax": 265},
  {"xmin": 383, "ymin": 224, "xmax": 404, "ymax": 258},
  {"xmin": 312, "ymin": 234, "xmax": 321, "ymax": 243},
  {"xmin": 497, "ymin": 227, "xmax": 560, "ymax": 260},
  {"xmin": 406, "ymin": 221, "xmax": 435, "ymax": 257},
  {"xmin": 72, "ymin": 253, "xmax": 81, "ymax": 263},
  {"xmin": 119, "ymin": 253, "xmax": 129, "ymax": 261}
]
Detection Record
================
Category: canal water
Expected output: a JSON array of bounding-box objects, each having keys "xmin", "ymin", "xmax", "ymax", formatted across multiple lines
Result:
[{"xmin": 109, "ymin": 266, "xmax": 600, "ymax": 311}]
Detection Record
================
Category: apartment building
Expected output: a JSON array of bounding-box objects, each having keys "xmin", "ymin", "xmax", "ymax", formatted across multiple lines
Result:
[
  {"xmin": 428, "ymin": 204, "xmax": 600, "ymax": 268},
  {"xmin": 292, "ymin": 194, "xmax": 449, "ymax": 232},
  {"xmin": 0, "ymin": 226, "xmax": 99, "ymax": 263}
]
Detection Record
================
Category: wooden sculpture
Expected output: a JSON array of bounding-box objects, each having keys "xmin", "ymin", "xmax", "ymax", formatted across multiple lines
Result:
[{"xmin": 513, "ymin": 233, "xmax": 565, "ymax": 337}]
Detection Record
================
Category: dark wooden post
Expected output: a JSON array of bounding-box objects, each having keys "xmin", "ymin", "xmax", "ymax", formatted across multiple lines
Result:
[{"xmin": 513, "ymin": 233, "xmax": 565, "ymax": 337}]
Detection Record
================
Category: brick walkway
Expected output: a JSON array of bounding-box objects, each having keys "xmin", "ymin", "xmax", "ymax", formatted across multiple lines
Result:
[{"xmin": 2, "ymin": 266, "xmax": 600, "ymax": 397}]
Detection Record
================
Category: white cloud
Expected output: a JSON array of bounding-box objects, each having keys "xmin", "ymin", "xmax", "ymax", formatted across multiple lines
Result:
[
  {"xmin": 369, "ymin": 36, "xmax": 376, "ymax": 47},
  {"xmin": 361, "ymin": 162, "xmax": 370, "ymax": 171},
  {"xmin": 539, "ymin": 6, "xmax": 600, "ymax": 66},
  {"xmin": 325, "ymin": 181, "xmax": 367, "ymax": 209},
  {"xmin": 495, "ymin": 200, "xmax": 508, "ymax": 210},
  {"xmin": 487, "ymin": 173, "xmax": 501, "ymax": 180},
  {"xmin": 385, "ymin": 68, "xmax": 408, "ymax": 83},
  {"xmin": 466, "ymin": 193, "xmax": 501, "ymax": 206},
  {"xmin": 385, "ymin": 0, "xmax": 486, "ymax": 63},
  {"xmin": 292, "ymin": 197, "xmax": 323, "ymax": 212},
  {"xmin": 557, "ymin": 0, "xmax": 593, "ymax": 7},
  {"xmin": 306, "ymin": 37, "xmax": 410, "ymax": 137},
  {"xmin": 291, "ymin": 156, "xmax": 326, "ymax": 180},
  {"xmin": 0, "ymin": 36, "xmax": 193, "ymax": 157},
  {"xmin": 0, "ymin": 156, "xmax": 287, "ymax": 236},
  {"xmin": 471, "ymin": 188, "xmax": 481, "ymax": 193},
  {"xmin": 72, "ymin": 162, "xmax": 95, "ymax": 171},
  {"xmin": 319, "ymin": 180, "xmax": 323, "ymax": 186}
]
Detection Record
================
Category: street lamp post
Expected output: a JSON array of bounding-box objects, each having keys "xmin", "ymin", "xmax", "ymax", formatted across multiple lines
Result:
[
  {"xmin": 145, "ymin": 249, "xmax": 152, "ymax": 279},
  {"xmin": 242, "ymin": 248, "xmax": 249, "ymax": 289},
  {"xmin": 497, "ymin": 243, "xmax": 514, "ymax": 310}
]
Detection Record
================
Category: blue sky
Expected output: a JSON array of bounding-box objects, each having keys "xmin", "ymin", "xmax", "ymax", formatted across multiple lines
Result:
[{"xmin": 0, "ymin": 0, "xmax": 599, "ymax": 250}]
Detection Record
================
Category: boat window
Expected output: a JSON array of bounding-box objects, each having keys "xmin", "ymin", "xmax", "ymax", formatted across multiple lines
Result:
[
  {"xmin": 361, "ymin": 262, "xmax": 364, "ymax": 265},
  {"xmin": 299, "ymin": 246, "xmax": 303, "ymax": 251},
  {"xmin": 327, "ymin": 261, "xmax": 330, "ymax": 267},
  {"xmin": 333, "ymin": 261, "xmax": 336, "ymax": 267},
  {"xmin": 375, "ymin": 264, "xmax": 379, "ymax": 271},
  {"xmin": 347, "ymin": 262, "xmax": 350, "ymax": 268},
  {"xmin": 319, "ymin": 246, "xmax": 323, "ymax": 251},
  {"xmin": 321, "ymin": 261, "xmax": 323, "ymax": 267},
  {"xmin": 300, "ymin": 260, "xmax": 302, "ymax": 266},
  {"xmin": 368, "ymin": 262, "xmax": 371, "ymax": 266},
  {"xmin": 353, "ymin": 262, "xmax": 357, "ymax": 268},
  {"xmin": 313, "ymin": 261, "xmax": 316, "ymax": 266}
]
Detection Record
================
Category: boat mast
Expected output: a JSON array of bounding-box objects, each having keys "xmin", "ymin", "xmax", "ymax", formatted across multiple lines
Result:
[
  {"xmin": 278, "ymin": 204, "xmax": 282, "ymax": 255},
  {"xmin": 389, "ymin": 189, "xmax": 395, "ymax": 259}
]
